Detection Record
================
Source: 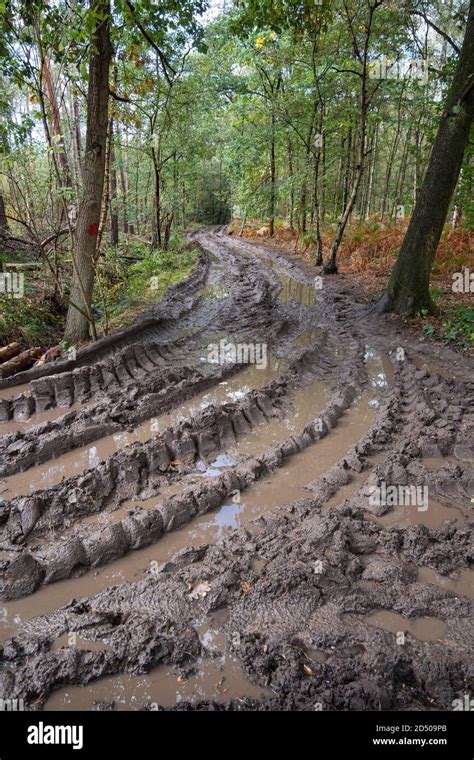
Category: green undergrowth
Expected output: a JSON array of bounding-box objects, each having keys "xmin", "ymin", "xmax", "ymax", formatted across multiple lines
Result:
[
  {"xmin": 420, "ymin": 286, "xmax": 473, "ymax": 350},
  {"xmin": 94, "ymin": 235, "xmax": 200, "ymax": 332},
  {"xmin": 0, "ymin": 290, "xmax": 63, "ymax": 348}
]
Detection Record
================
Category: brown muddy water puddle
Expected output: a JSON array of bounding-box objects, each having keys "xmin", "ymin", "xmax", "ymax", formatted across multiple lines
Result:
[
  {"xmin": 374, "ymin": 496, "xmax": 470, "ymax": 530},
  {"xmin": 197, "ymin": 284, "xmax": 229, "ymax": 300},
  {"xmin": 0, "ymin": 390, "xmax": 382, "ymax": 642},
  {"xmin": 45, "ymin": 611, "xmax": 269, "ymax": 711},
  {"xmin": 0, "ymin": 347, "xmax": 391, "ymax": 640},
  {"xmin": 232, "ymin": 378, "xmax": 331, "ymax": 457},
  {"xmin": 0, "ymin": 383, "xmax": 31, "ymax": 401},
  {"xmin": 257, "ymin": 255, "xmax": 317, "ymax": 307},
  {"xmin": 411, "ymin": 353, "xmax": 463, "ymax": 383},
  {"xmin": 422, "ymin": 456, "xmax": 459, "ymax": 469},
  {"xmin": 417, "ymin": 566, "xmax": 474, "ymax": 600},
  {"xmin": 0, "ymin": 357, "xmax": 287, "ymax": 500},
  {"xmin": 355, "ymin": 610, "xmax": 448, "ymax": 642},
  {"xmin": 51, "ymin": 633, "xmax": 112, "ymax": 653}
]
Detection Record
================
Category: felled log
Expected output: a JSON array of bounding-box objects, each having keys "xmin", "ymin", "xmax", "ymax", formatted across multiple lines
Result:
[
  {"xmin": 0, "ymin": 342, "xmax": 21, "ymax": 364},
  {"xmin": 0, "ymin": 348, "xmax": 43, "ymax": 378},
  {"xmin": 34, "ymin": 345, "xmax": 61, "ymax": 366}
]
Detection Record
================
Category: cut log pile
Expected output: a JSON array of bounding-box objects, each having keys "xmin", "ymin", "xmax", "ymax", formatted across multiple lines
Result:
[
  {"xmin": 0, "ymin": 342, "xmax": 21, "ymax": 363},
  {"xmin": 0, "ymin": 345, "xmax": 43, "ymax": 378},
  {"xmin": 34, "ymin": 346, "xmax": 61, "ymax": 366}
]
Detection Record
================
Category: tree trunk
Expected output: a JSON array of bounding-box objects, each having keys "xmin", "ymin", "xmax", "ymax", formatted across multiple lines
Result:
[
  {"xmin": 0, "ymin": 348, "xmax": 43, "ymax": 379},
  {"xmin": 323, "ymin": 0, "xmax": 381, "ymax": 273},
  {"xmin": 72, "ymin": 85, "xmax": 84, "ymax": 183},
  {"xmin": 287, "ymin": 137, "xmax": 295, "ymax": 229},
  {"xmin": 365, "ymin": 123, "xmax": 377, "ymax": 219},
  {"xmin": 96, "ymin": 115, "xmax": 112, "ymax": 255},
  {"xmin": 269, "ymin": 109, "xmax": 276, "ymax": 238},
  {"xmin": 0, "ymin": 342, "xmax": 21, "ymax": 363},
  {"xmin": 375, "ymin": 0, "xmax": 474, "ymax": 315},
  {"xmin": 110, "ymin": 120, "xmax": 119, "ymax": 245},
  {"xmin": 64, "ymin": 0, "xmax": 111, "ymax": 343},
  {"xmin": 152, "ymin": 147, "xmax": 162, "ymax": 248},
  {"xmin": 390, "ymin": 126, "xmax": 411, "ymax": 222},
  {"xmin": 0, "ymin": 194, "xmax": 8, "ymax": 230},
  {"xmin": 381, "ymin": 86, "xmax": 405, "ymax": 219},
  {"xmin": 42, "ymin": 57, "xmax": 72, "ymax": 190}
]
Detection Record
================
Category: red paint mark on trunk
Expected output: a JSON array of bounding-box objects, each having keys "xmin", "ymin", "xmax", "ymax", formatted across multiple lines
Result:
[{"xmin": 88, "ymin": 223, "xmax": 99, "ymax": 237}]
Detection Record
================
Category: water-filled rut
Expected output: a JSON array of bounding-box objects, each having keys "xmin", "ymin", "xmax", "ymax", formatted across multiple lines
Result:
[{"xmin": 0, "ymin": 227, "xmax": 471, "ymax": 713}]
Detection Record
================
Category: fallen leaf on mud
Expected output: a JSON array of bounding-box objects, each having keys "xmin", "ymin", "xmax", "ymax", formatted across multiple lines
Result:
[
  {"xmin": 189, "ymin": 581, "xmax": 211, "ymax": 599},
  {"xmin": 242, "ymin": 580, "xmax": 251, "ymax": 593},
  {"xmin": 303, "ymin": 664, "xmax": 314, "ymax": 676}
]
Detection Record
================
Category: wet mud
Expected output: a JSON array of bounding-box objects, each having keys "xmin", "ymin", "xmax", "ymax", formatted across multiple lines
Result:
[{"xmin": 0, "ymin": 226, "xmax": 472, "ymax": 713}]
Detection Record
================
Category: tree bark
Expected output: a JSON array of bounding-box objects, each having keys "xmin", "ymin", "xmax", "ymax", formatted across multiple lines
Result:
[
  {"xmin": 64, "ymin": 0, "xmax": 111, "ymax": 343},
  {"xmin": 0, "ymin": 342, "xmax": 21, "ymax": 364},
  {"xmin": 152, "ymin": 146, "xmax": 162, "ymax": 248},
  {"xmin": 287, "ymin": 137, "xmax": 295, "ymax": 229},
  {"xmin": 375, "ymin": 0, "xmax": 474, "ymax": 315},
  {"xmin": 42, "ymin": 57, "xmax": 72, "ymax": 190},
  {"xmin": 0, "ymin": 194, "xmax": 8, "ymax": 230},
  {"xmin": 0, "ymin": 348, "xmax": 43, "ymax": 379},
  {"xmin": 269, "ymin": 108, "xmax": 276, "ymax": 238},
  {"xmin": 110, "ymin": 120, "xmax": 119, "ymax": 245}
]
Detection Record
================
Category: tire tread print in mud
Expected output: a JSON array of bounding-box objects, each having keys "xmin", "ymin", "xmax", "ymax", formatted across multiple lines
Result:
[{"xmin": 0, "ymin": 228, "xmax": 472, "ymax": 712}]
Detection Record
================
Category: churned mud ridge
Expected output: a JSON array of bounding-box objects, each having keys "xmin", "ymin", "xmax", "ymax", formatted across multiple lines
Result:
[
  {"xmin": 0, "ymin": 494, "xmax": 471, "ymax": 711},
  {"xmin": 0, "ymin": 249, "xmax": 210, "ymax": 393},
  {"xmin": 0, "ymin": 335, "xmax": 205, "ymax": 423},
  {"xmin": 0, "ymin": 231, "xmax": 301, "ymax": 422},
  {"xmin": 394, "ymin": 360, "xmax": 473, "ymax": 461},
  {"xmin": 0, "ymin": 327, "xmax": 339, "ymax": 479},
  {"xmin": 0, "ymin": 228, "xmax": 472, "ymax": 712},
  {"xmin": 0, "ymin": 342, "xmax": 367, "ymax": 600},
  {"xmin": 0, "ymin": 358, "xmax": 242, "ymax": 478},
  {"xmin": 0, "ymin": 334, "xmax": 337, "ymax": 543}
]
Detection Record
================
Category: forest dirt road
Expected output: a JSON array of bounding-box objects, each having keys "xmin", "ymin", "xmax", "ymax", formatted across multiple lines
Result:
[{"xmin": 0, "ymin": 227, "xmax": 472, "ymax": 711}]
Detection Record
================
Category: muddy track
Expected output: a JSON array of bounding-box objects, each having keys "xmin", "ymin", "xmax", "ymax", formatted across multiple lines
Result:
[{"xmin": 0, "ymin": 227, "xmax": 472, "ymax": 712}]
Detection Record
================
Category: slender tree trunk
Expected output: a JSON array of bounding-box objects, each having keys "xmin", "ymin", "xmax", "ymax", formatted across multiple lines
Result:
[
  {"xmin": 365, "ymin": 123, "xmax": 377, "ymax": 219},
  {"xmin": 312, "ymin": 103, "xmax": 324, "ymax": 265},
  {"xmin": 110, "ymin": 121, "xmax": 119, "ymax": 245},
  {"xmin": 381, "ymin": 86, "xmax": 405, "ymax": 219},
  {"xmin": 64, "ymin": 0, "xmax": 111, "ymax": 343},
  {"xmin": 375, "ymin": 0, "xmax": 474, "ymax": 315},
  {"xmin": 152, "ymin": 147, "xmax": 162, "ymax": 248},
  {"xmin": 390, "ymin": 126, "xmax": 411, "ymax": 222},
  {"xmin": 120, "ymin": 158, "xmax": 129, "ymax": 234},
  {"xmin": 42, "ymin": 58, "xmax": 72, "ymax": 190},
  {"xmin": 123, "ymin": 127, "xmax": 134, "ymax": 235},
  {"xmin": 334, "ymin": 144, "xmax": 344, "ymax": 219},
  {"xmin": 287, "ymin": 137, "xmax": 295, "ymax": 229},
  {"xmin": 96, "ymin": 115, "xmax": 112, "ymax": 254},
  {"xmin": 269, "ymin": 108, "xmax": 276, "ymax": 237},
  {"xmin": 342, "ymin": 128, "xmax": 352, "ymax": 212},
  {"xmin": 0, "ymin": 194, "xmax": 9, "ymax": 230},
  {"xmin": 323, "ymin": 1, "xmax": 380, "ymax": 273},
  {"xmin": 324, "ymin": 101, "xmax": 366, "ymax": 273}
]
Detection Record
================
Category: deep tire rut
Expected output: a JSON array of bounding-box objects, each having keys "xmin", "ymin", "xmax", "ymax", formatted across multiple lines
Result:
[{"xmin": 0, "ymin": 227, "xmax": 472, "ymax": 712}]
